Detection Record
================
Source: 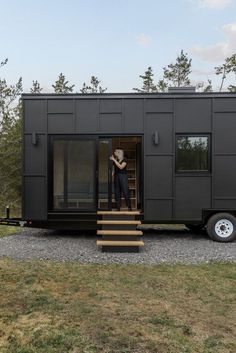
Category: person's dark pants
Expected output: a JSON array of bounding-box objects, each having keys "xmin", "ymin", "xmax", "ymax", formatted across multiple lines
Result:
[{"xmin": 114, "ymin": 173, "xmax": 131, "ymax": 209}]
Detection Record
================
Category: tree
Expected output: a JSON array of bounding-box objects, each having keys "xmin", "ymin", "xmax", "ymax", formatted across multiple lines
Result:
[
  {"xmin": 30, "ymin": 80, "xmax": 42, "ymax": 93},
  {"xmin": 215, "ymin": 54, "xmax": 236, "ymax": 92},
  {"xmin": 162, "ymin": 50, "xmax": 192, "ymax": 87},
  {"xmin": 0, "ymin": 58, "xmax": 23, "ymax": 216},
  {"xmin": 0, "ymin": 59, "xmax": 23, "ymax": 130},
  {"xmin": 133, "ymin": 66, "xmax": 158, "ymax": 92},
  {"xmin": 80, "ymin": 76, "xmax": 107, "ymax": 93},
  {"xmin": 52, "ymin": 73, "xmax": 75, "ymax": 93},
  {"xmin": 203, "ymin": 79, "xmax": 213, "ymax": 92},
  {"xmin": 156, "ymin": 79, "xmax": 168, "ymax": 92}
]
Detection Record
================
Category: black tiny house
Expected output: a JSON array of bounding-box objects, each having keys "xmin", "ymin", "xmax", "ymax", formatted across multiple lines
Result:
[{"xmin": 19, "ymin": 90, "xmax": 236, "ymax": 242}]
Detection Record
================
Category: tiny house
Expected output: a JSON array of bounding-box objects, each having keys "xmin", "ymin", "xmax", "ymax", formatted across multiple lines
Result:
[{"xmin": 19, "ymin": 89, "xmax": 236, "ymax": 242}]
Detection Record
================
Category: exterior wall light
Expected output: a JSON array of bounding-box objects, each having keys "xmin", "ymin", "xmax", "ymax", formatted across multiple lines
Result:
[
  {"xmin": 32, "ymin": 132, "xmax": 39, "ymax": 145},
  {"xmin": 152, "ymin": 131, "xmax": 159, "ymax": 145}
]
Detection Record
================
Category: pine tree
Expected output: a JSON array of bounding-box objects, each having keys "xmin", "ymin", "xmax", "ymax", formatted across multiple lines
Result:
[
  {"xmin": 80, "ymin": 76, "xmax": 107, "ymax": 93},
  {"xmin": 133, "ymin": 66, "xmax": 158, "ymax": 92},
  {"xmin": 156, "ymin": 79, "xmax": 168, "ymax": 92},
  {"xmin": 30, "ymin": 80, "xmax": 42, "ymax": 93},
  {"xmin": 52, "ymin": 73, "xmax": 75, "ymax": 93},
  {"xmin": 203, "ymin": 79, "xmax": 213, "ymax": 92},
  {"xmin": 0, "ymin": 58, "xmax": 23, "ymax": 216},
  {"xmin": 215, "ymin": 54, "xmax": 236, "ymax": 92},
  {"xmin": 163, "ymin": 50, "xmax": 192, "ymax": 87}
]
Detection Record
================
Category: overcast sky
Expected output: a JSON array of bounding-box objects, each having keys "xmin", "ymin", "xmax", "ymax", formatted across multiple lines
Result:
[{"xmin": 1, "ymin": 0, "xmax": 236, "ymax": 92}]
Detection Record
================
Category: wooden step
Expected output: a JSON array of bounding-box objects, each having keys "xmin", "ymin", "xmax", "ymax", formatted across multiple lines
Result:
[
  {"xmin": 97, "ymin": 210, "xmax": 140, "ymax": 215},
  {"xmin": 97, "ymin": 220, "xmax": 141, "ymax": 225},
  {"xmin": 97, "ymin": 240, "xmax": 144, "ymax": 247},
  {"xmin": 97, "ymin": 230, "xmax": 143, "ymax": 236}
]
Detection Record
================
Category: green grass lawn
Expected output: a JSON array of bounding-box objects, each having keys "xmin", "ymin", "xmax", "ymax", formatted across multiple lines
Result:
[
  {"xmin": 0, "ymin": 210, "xmax": 22, "ymax": 238},
  {"xmin": 0, "ymin": 225, "xmax": 22, "ymax": 238},
  {"xmin": 0, "ymin": 259, "xmax": 235, "ymax": 353}
]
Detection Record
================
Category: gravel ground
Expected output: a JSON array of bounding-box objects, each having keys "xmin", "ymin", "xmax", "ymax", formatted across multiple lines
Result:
[{"xmin": 0, "ymin": 226, "xmax": 235, "ymax": 264}]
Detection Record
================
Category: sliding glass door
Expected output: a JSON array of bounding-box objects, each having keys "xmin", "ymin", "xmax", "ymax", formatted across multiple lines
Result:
[{"xmin": 52, "ymin": 136, "xmax": 96, "ymax": 211}]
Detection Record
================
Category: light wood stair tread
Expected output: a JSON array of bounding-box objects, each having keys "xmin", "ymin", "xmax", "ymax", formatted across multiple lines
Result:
[
  {"xmin": 97, "ymin": 240, "xmax": 144, "ymax": 246},
  {"xmin": 97, "ymin": 230, "xmax": 143, "ymax": 235},
  {"xmin": 97, "ymin": 210, "xmax": 140, "ymax": 215},
  {"xmin": 97, "ymin": 220, "xmax": 141, "ymax": 225}
]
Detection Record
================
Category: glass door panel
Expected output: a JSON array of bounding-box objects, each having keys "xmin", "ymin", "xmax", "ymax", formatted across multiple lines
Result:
[
  {"xmin": 67, "ymin": 140, "xmax": 96, "ymax": 210},
  {"xmin": 98, "ymin": 139, "xmax": 112, "ymax": 209},
  {"xmin": 52, "ymin": 137, "xmax": 96, "ymax": 211},
  {"xmin": 53, "ymin": 140, "xmax": 66, "ymax": 209}
]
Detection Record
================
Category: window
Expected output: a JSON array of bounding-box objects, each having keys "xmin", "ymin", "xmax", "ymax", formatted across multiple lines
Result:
[{"xmin": 176, "ymin": 135, "xmax": 210, "ymax": 172}]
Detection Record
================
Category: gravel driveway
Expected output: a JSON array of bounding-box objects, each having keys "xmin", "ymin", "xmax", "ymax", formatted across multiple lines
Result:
[{"xmin": 0, "ymin": 226, "xmax": 235, "ymax": 264}]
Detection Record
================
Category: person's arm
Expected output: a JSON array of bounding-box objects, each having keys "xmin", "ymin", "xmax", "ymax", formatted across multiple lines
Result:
[{"xmin": 112, "ymin": 159, "xmax": 127, "ymax": 170}]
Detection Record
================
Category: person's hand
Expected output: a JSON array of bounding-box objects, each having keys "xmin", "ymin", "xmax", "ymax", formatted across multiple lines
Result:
[{"xmin": 110, "ymin": 155, "xmax": 115, "ymax": 161}]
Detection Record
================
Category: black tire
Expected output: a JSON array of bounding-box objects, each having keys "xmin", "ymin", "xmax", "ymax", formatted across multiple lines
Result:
[
  {"xmin": 206, "ymin": 213, "xmax": 236, "ymax": 242},
  {"xmin": 185, "ymin": 224, "xmax": 204, "ymax": 232}
]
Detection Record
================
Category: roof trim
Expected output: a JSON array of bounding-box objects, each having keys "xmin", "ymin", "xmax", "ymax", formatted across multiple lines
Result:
[{"xmin": 21, "ymin": 92, "xmax": 236, "ymax": 100}]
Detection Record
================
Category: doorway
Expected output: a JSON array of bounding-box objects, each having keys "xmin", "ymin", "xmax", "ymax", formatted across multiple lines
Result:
[{"xmin": 98, "ymin": 136, "xmax": 142, "ymax": 211}]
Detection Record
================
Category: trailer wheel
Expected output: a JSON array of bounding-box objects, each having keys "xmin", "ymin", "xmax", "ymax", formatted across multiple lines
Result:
[
  {"xmin": 185, "ymin": 224, "xmax": 204, "ymax": 232},
  {"xmin": 207, "ymin": 213, "xmax": 236, "ymax": 242}
]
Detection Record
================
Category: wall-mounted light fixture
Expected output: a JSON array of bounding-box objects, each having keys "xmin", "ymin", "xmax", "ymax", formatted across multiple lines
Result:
[
  {"xmin": 152, "ymin": 131, "xmax": 159, "ymax": 145},
  {"xmin": 32, "ymin": 132, "xmax": 39, "ymax": 145}
]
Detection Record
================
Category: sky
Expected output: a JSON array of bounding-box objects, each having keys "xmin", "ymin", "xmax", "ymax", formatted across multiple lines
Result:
[{"xmin": 0, "ymin": 0, "xmax": 236, "ymax": 92}]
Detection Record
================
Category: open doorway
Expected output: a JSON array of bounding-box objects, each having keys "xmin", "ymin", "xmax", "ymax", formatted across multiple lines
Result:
[{"xmin": 98, "ymin": 136, "xmax": 142, "ymax": 211}]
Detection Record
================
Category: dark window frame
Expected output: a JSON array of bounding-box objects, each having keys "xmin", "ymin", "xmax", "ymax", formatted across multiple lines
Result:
[{"xmin": 175, "ymin": 133, "xmax": 211, "ymax": 174}]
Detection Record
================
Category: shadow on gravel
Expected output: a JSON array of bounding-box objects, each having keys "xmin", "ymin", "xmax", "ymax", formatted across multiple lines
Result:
[
  {"xmin": 141, "ymin": 227, "xmax": 209, "ymax": 240},
  {"xmin": 32, "ymin": 227, "xmax": 210, "ymax": 241}
]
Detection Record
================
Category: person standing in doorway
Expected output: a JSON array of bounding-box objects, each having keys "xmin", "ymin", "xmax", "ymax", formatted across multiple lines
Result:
[{"xmin": 110, "ymin": 148, "xmax": 132, "ymax": 211}]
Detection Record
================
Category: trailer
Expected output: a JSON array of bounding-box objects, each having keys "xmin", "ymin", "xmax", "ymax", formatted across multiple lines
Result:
[{"xmin": 1, "ymin": 88, "xmax": 236, "ymax": 246}]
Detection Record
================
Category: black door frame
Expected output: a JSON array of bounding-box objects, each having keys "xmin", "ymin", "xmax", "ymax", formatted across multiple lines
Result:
[{"xmin": 48, "ymin": 134, "xmax": 144, "ymax": 213}]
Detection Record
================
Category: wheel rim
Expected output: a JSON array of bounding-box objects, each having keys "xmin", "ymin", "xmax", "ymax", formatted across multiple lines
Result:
[{"xmin": 215, "ymin": 219, "xmax": 234, "ymax": 238}]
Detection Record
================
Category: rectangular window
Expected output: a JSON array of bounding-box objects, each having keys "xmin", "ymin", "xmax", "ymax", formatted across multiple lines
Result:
[{"xmin": 176, "ymin": 135, "xmax": 210, "ymax": 172}]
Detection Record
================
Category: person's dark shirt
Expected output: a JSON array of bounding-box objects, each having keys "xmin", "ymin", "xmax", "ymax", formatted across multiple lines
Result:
[{"xmin": 113, "ymin": 158, "xmax": 127, "ymax": 174}]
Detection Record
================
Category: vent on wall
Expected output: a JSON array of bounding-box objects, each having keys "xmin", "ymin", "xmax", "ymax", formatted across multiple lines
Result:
[{"xmin": 168, "ymin": 86, "xmax": 196, "ymax": 93}]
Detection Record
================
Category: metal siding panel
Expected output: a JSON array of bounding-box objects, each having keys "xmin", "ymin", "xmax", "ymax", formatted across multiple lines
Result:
[
  {"xmin": 145, "ymin": 114, "xmax": 173, "ymax": 154},
  {"xmin": 214, "ymin": 113, "xmax": 236, "ymax": 153},
  {"xmin": 213, "ymin": 199, "xmax": 236, "ymax": 208},
  {"xmin": 175, "ymin": 177, "xmax": 211, "ymax": 220},
  {"xmin": 24, "ymin": 99, "xmax": 46, "ymax": 133},
  {"xmin": 214, "ymin": 156, "xmax": 236, "ymax": 198},
  {"xmin": 24, "ymin": 135, "xmax": 46, "ymax": 175},
  {"xmin": 48, "ymin": 114, "xmax": 74, "ymax": 133},
  {"xmin": 145, "ymin": 199, "xmax": 172, "ymax": 220},
  {"xmin": 214, "ymin": 98, "xmax": 236, "ymax": 112},
  {"xmin": 23, "ymin": 177, "xmax": 47, "ymax": 220},
  {"xmin": 75, "ymin": 99, "xmax": 98, "ymax": 133},
  {"xmin": 100, "ymin": 99, "xmax": 122, "ymax": 113},
  {"xmin": 175, "ymin": 98, "xmax": 211, "ymax": 132},
  {"xmin": 47, "ymin": 99, "xmax": 73, "ymax": 113},
  {"xmin": 99, "ymin": 114, "xmax": 122, "ymax": 132},
  {"xmin": 146, "ymin": 156, "xmax": 173, "ymax": 198},
  {"xmin": 124, "ymin": 99, "xmax": 143, "ymax": 132},
  {"xmin": 146, "ymin": 99, "xmax": 173, "ymax": 113}
]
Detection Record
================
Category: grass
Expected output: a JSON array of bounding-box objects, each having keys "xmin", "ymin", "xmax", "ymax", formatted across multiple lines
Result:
[
  {"xmin": 0, "ymin": 210, "xmax": 22, "ymax": 238},
  {"xmin": 0, "ymin": 259, "xmax": 235, "ymax": 353},
  {"xmin": 0, "ymin": 225, "xmax": 22, "ymax": 238}
]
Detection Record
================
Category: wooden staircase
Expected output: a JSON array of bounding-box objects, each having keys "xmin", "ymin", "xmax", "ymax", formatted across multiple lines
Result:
[{"xmin": 96, "ymin": 210, "xmax": 144, "ymax": 252}]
